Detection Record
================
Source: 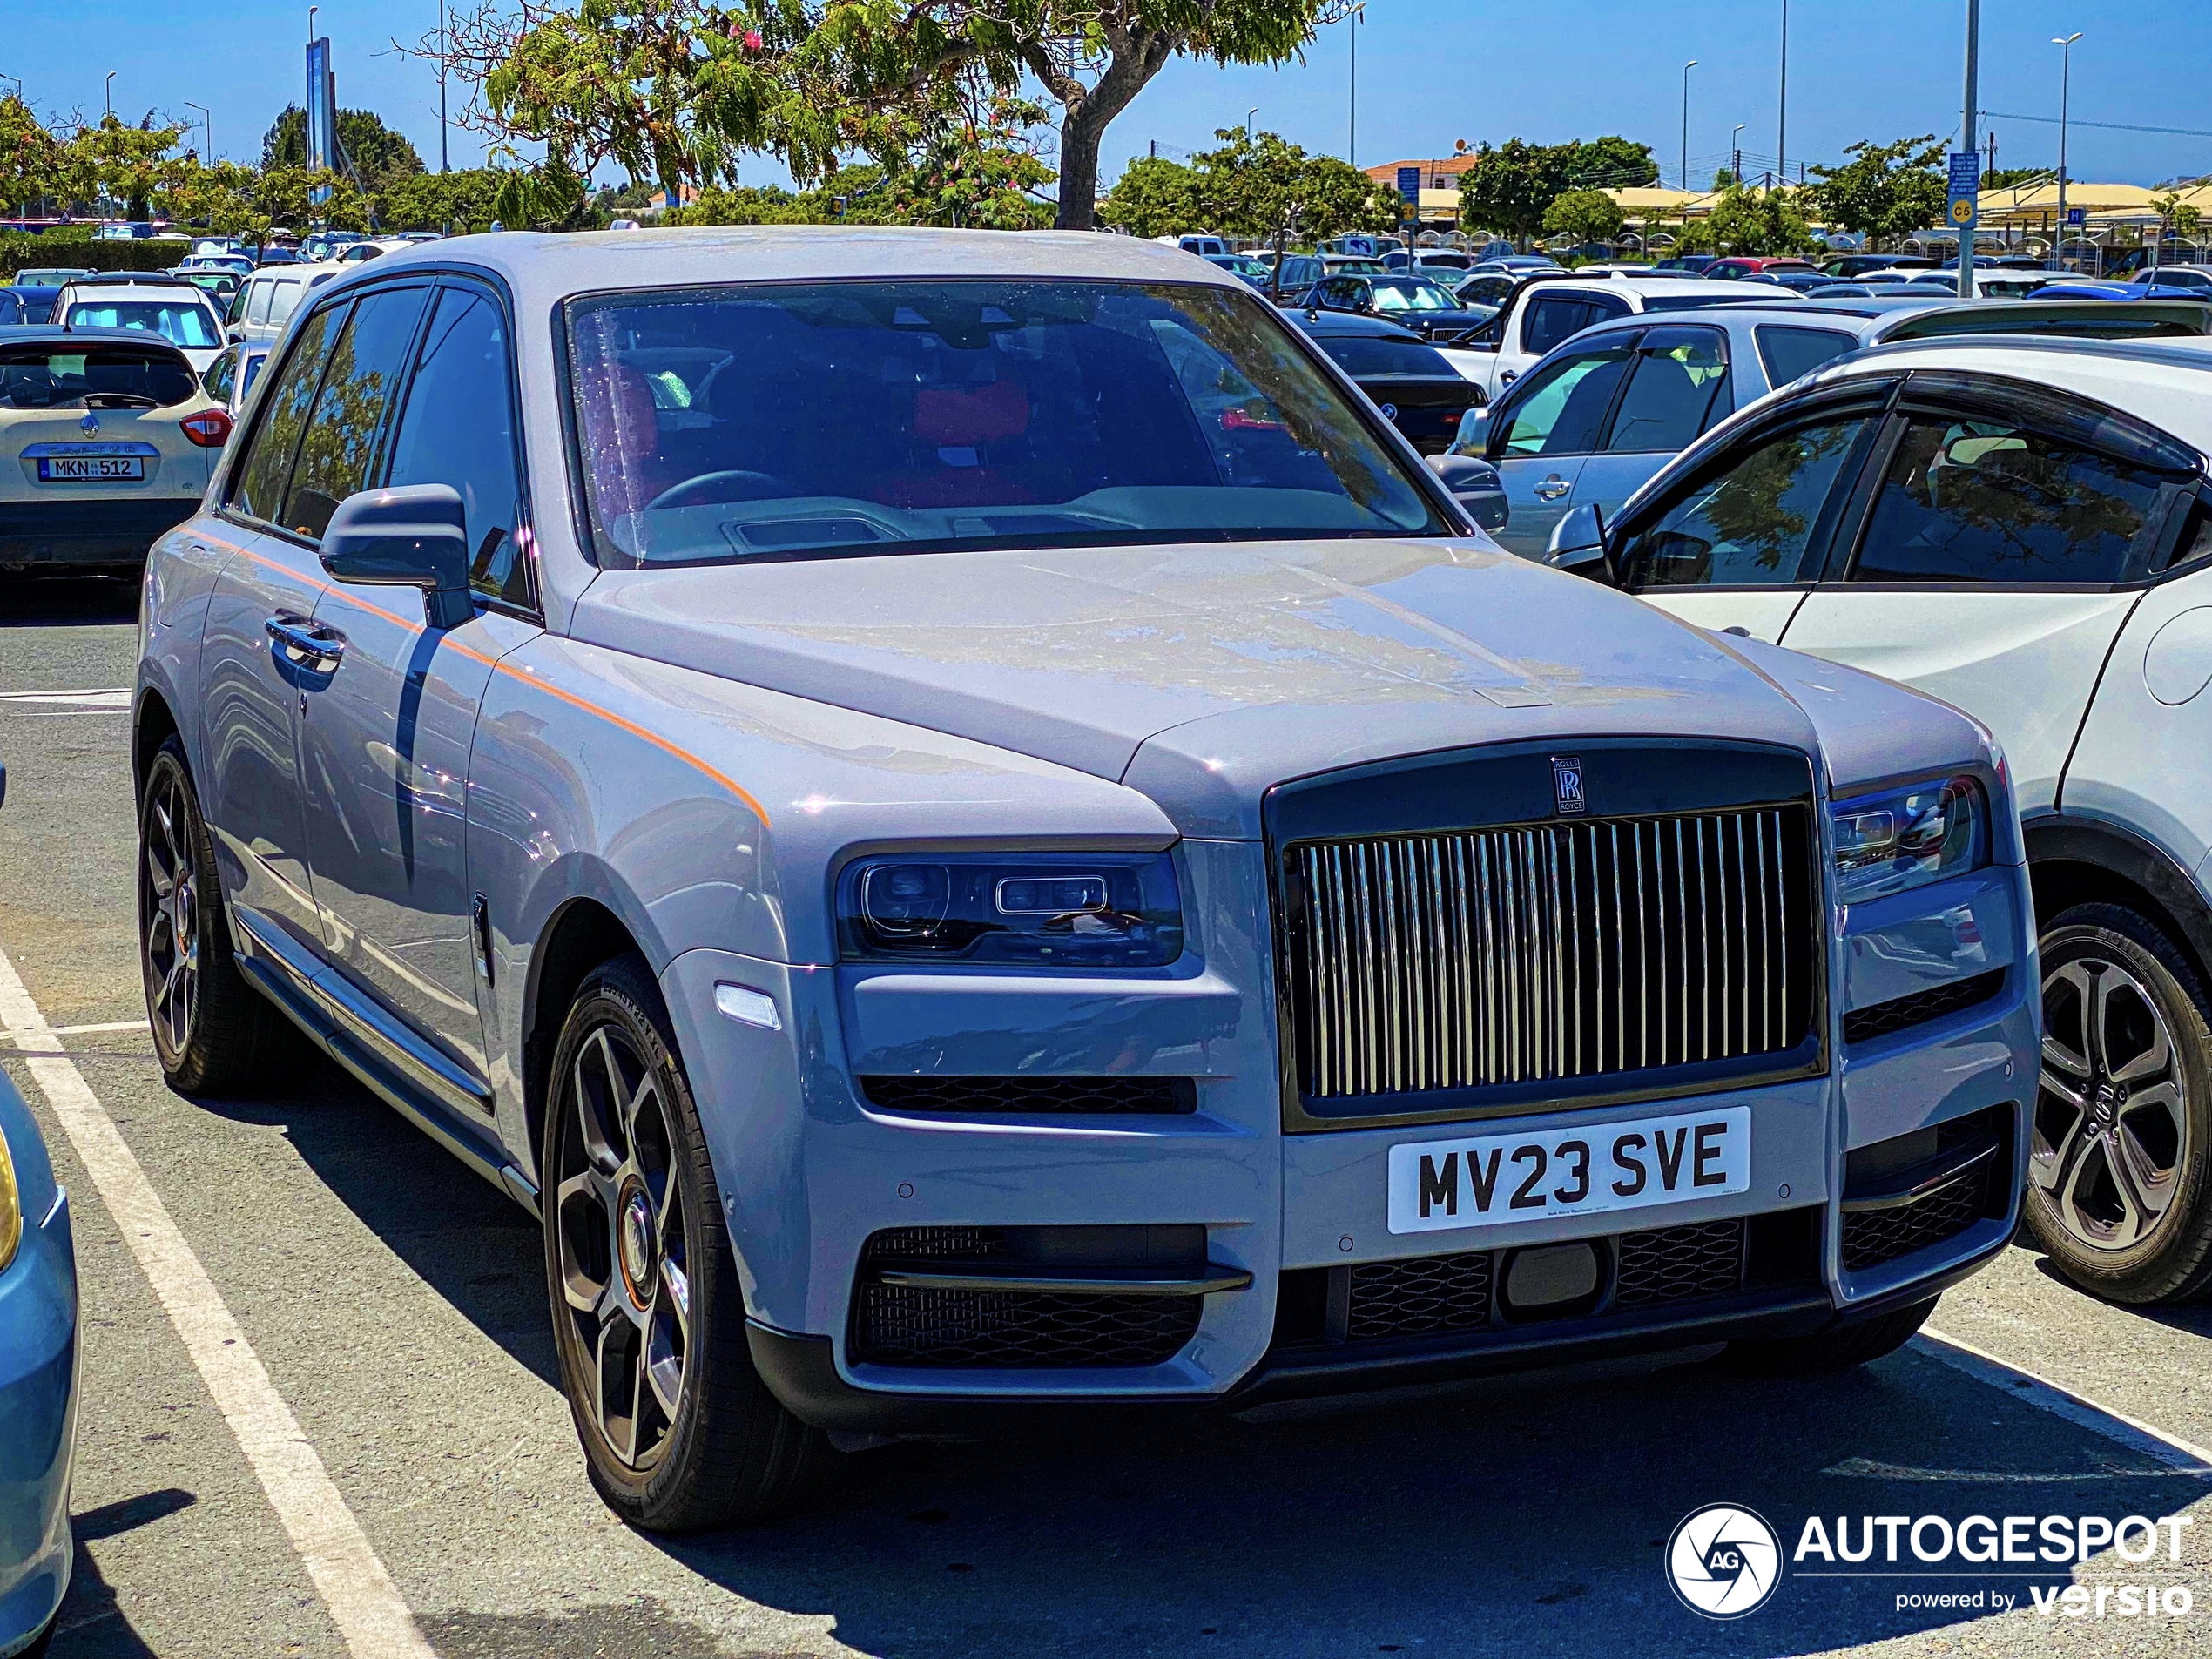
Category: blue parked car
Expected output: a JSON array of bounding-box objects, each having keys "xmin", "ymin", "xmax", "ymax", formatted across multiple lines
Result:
[{"xmin": 0, "ymin": 1042, "xmax": 78, "ymax": 1658}]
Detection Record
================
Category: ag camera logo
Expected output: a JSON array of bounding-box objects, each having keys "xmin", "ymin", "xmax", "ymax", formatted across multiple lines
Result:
[{"xmin": 1668, "ymin": 1504, "xmax": 1783, "ymax": 1619}]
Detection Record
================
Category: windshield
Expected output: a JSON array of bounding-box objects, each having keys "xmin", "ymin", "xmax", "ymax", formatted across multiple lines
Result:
[
  {"xmin": 0, "ymin": 343, "xmax": 198, "ymax": 408},
  {"xmin": 65, "ymin": 298, "xmax": 220, "ymax": 350},
  {"xmin": 567, "ymin": 279, "xmax": 1448, "ymax": 568},
  {"xmin": 1368, "ymin": 279, "xmax": 1461, "ymax": 314}
]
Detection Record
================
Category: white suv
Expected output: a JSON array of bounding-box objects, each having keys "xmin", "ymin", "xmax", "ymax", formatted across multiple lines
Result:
[{"xmin": 1548, "ymin": 334, "xmax": 2212, "ymax": 1305}]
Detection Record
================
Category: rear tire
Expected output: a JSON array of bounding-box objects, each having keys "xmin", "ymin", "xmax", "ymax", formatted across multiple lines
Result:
[
  {"xmin": 1717, "ymin": 1298, "xmax": 1935, "ymax": 1375},
  {"xmin": 2024, "ymin": 902, "xmax": 2212, "ymax": 1305},
  {"xmin": 543, "ymin": 952, "xmax": 834, "ymax": 1532},
  {"xmin": 138, "ymin": 738, "xmax": 314, "ymax": 1095}
]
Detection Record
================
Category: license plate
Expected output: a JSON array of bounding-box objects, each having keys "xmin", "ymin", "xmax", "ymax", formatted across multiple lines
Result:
[
  {"xmin": 1386, "ymin": 1105, "xmax": 1751, "ymax": 1235},
  {"xmin": 37, "ymin": 455, "xmax": 144, "ymax": 482}
]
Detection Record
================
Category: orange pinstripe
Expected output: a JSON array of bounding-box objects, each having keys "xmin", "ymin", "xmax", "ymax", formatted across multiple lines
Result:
[{"xmin": 230, "ymin": 540, "xmax": 771, "ymax": 826}]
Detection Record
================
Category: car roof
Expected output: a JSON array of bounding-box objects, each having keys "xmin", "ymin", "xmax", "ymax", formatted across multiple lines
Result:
[
  {"xmin": 308, "ymin": 226, "xmax": 1254, "ymax": 314},
  {"xmin": 1532, "ymin": 278, "xmax": 1753, "ymax": 303},
  {"xmin": 57, "ymin": 280, "xmax": 212, "ymax": 301},
  {"xmin": 1797, "ymin": 334, "xmax": 2212, "ymax": 455},
  {"xmin": 0, "ymin": 323, "xmax": 192, "ymax": 351}
]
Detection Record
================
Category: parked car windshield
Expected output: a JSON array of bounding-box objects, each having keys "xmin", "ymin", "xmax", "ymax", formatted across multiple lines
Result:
[
  {"xmin": 64, "ymin": 298, "xmax": 221, "ymax": 351},
  {"xmin": 568, "ymin": 279, "xmax": 1450, "ymax": 567},
  {"xmin": 1367, "ymin": 278, "xmax": 1463, "ymax": 314},
  {"xmin": 0, "ymin": 342, "xmax": 199, "ymax": 408}
]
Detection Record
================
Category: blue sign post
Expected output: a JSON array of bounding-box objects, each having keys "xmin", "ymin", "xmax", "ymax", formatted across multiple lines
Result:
[
  {"xmin": 2065, "ymin": 206, "xmax": 2086, "ymax": 226},
  {"xmin": 1946, "ymin": 151, "xmax": 1980, "ymax": 295},
  {"xmin": 1397, "ymin": 165, "xmax": 1420, "ymax": 243}
]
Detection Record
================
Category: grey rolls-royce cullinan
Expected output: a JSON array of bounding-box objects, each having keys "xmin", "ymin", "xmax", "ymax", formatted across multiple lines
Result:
[{"xmin": 132, "ymin": 227, "xmax": 2039, "ymax": 1530}]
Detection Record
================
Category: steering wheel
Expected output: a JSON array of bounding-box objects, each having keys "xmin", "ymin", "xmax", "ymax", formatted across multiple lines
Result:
[{"xmin": 646, "ymin": 470, "xmax": 800, "ymax": 510}]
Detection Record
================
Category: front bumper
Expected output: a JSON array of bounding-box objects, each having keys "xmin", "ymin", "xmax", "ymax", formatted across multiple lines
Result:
[
  {"xmin": 658, "ymin": 842, "xmax": 2035, "ymax": 1431},
  {"xmin": 0, "ymin": 1191, "xmax": 77, "ymax": 1657},
  {"xmin": 0, "ymin": 498, "xmax": 201, "ymax": 566}
]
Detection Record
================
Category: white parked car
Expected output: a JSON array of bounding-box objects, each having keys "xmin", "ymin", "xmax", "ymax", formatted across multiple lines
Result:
[
  {"xmin": 224, "ymin": 262, "xmax": 345, "ymax": 345},
  {"xmin": 335, "ymin": 239, "xmax": 421, "ymax": 264},
  {"xmin": 1548, "ymin": 333, "xmax": 2212, "ymax": 1305},
  {"xmin": 1443, "ymin": 278, "xmax": 1758, "ymax": 396},
  {"xmin": 51, "ymin": 280, "xmax": 229, "ymax": 374}
]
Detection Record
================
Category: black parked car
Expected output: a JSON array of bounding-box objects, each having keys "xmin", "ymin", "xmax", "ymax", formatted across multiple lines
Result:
[
  {"xmin": 1297, "ymin": 272, "xmax": 1497, "ymax": 347},
  {"xmin": 1293, "ymin": 309, "xmax": 1486, "ymax": 457}
]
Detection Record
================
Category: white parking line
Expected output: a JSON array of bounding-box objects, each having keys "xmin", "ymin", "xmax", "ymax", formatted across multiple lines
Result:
[
  {"xmin": 0, "ymin": 1019, "xmax": 151, "ymax": 1048},
  {"xmin": 0, "ymin": 688, "xmax": 132, "ymax": 707},
  {"xmin": 0, "ymin": 943, "xmax": 435, "ymax": 1659},
  {"xmin": 1917, "ymin": 1325, "xmax": 2212, "ymax": 1470}
]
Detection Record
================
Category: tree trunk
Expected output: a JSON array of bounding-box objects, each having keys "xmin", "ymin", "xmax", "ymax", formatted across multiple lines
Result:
[
  {"xmin": 1049, "ymin": 31, "xmax": 1177, "ymax": 231},
  {"xmin": 1055, "ymin": 111, "xmax": 1103, "ymax": 230}
]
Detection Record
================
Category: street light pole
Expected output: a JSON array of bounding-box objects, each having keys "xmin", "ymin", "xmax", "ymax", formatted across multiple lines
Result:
[
  {"xmin": 1681, "ymin": 62, "xmax": 1697, "ymax": 192},
  {"xmin": 1776, "ymin": 0, "xmax": 1787, "ymax": 191},
  {"xmin": 2053, "ymin": 32, "xmax": 2080, "ymax": 273},
  {"xmin": 1730, "ymin": 123, "xmax": 1744, "ymax": 187},
  {"xmin": 1959, "ymin": 0, "xmax": 1979, "ymax": 300},
  {"xmin": 1346, "ymin": 3, "xmax": 1364, "ymax": 168},
  {"xmin": 440, "ymin": 0, "xmax": 451, "ymax": 172},
  {"xmin": 103, "ymin": 71, "xmax": 114, "ymax": 120},
  {"xmin": 185, "ymin": 100, "xmax": 211, "ymax": 165}
]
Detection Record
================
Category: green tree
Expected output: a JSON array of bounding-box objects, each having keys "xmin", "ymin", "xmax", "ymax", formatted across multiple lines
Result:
[
  {"xmin": 262, "ymin": 105, "xmax": 428, "ymax": 192},
  {"xmin": 256, "ymin": 165, "xmax": 373, "ymax": 233},
  {"xmin": 1806, "ymin": 135, "xmax": 1946, "ymax": 246},
  {"xmin": 0, "ymin": 95, "xmax": 64, "ymax": 216},
  {"xmin": 1099, "ymin": 153, "xmax": 1203, "ymax": 238},
  {"xmin": 68, "ymin": 115, "xmax": 186, "ymax": 219},
  {"xmin": 440, "ymin": 0, "xmax": 1356, "ymax": 232},
  {"xmin": 374, "ymin": 166, "xmax": 508, "ymax": 232},
  {"xmin": 2150, "ymin": 192, "xmax": 2205, "ymax": 256},
  {"xmin": 1684, "ymin": 183, "xmax": 1817, "ymax": 257},
  {"xmin": 1457, "ymin": 135, "xmax": 1656, "ymax": 240},
  {"xmin": 1541, "ymin": 187, "xmax": 1624, "ymax": 247},
  {"xmin": 155, "ymin": 159, "xmax": 268, "ymax": 238}
]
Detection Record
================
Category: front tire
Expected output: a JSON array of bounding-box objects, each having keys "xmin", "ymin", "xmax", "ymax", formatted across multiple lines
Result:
[
  {"xmin": 2024, "ymin": 903, "xmax": 2212, "ymax": 1305},
  {"xmin": 138, "ymin": 738, "xmax": 311, "ymax": 1094},
  {"xmin": 543, "ymin": 953, "xmax": 833, "ymax": 1531}
]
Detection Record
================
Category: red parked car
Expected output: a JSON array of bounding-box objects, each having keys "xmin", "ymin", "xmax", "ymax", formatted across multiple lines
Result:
[{"xmin": 1703, "ymin": 256, "xmax": 1817, "ymax": 280}]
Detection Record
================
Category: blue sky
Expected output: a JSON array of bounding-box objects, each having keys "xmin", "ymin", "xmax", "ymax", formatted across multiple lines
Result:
[{"xmin": 10, "ymin": 1, "xmax": 2208, "ymax": 192}]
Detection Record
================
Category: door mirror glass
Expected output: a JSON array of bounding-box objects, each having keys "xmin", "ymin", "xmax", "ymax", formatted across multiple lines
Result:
[
  {"xmin": 1431, "ymin": 454, "xmax": 1510, "ymax": 533},
  {"xmin": 319, "ymin": 483, "xmax": 474, "ymax": 629},
  {"xmin": 1546, "ymin": 502, "xmax": 1612, "ymax": 582}
]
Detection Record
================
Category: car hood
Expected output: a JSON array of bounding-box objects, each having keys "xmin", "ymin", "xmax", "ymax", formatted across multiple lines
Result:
[{"xmin": 570, "ymin": 537, "xmax": 1836, "ymax": 838}]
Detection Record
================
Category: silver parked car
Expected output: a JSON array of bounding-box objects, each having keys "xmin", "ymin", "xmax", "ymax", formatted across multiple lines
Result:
[{"xmin": 135, "ymin": 227, "xmax": 2036, "ymax": 1530}]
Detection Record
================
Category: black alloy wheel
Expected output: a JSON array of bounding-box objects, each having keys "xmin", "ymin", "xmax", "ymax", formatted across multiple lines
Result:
[
  {"xmin": 2027, "ymin": 904, "xmax": 2212, "ymax": 1305},
  {"xmin": 543, "ymin": 953, "xmax": 832, "ymax": 1530}
]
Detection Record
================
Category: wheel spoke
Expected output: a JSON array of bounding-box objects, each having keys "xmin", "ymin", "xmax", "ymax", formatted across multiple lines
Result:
[
  {"xmin": 2112, "ymin": 1015, "xmax": 2174, "ymax": 1085},
  {"xmin": 659, "ymin": 1258, "xmax": 691, "ymax": 1340},
  {"xmin": 555, "ymin": 1172, "xmax": 612, "ymax": 1312},
  {"xmin": 2112, "ymin": 1126, "xmax": 2174, "ymax": 1224},
  {"xmin": 644, "ymin": 1322, "xmax": 682, "ymax": 1424},
  {"xmin": 2041, "ymin": 1033, "xmax": 2093, "ymax": 1080},
  {"xmin": 145, "ymin": 837, "xmax": 175, "ymax": 899},
  {"xmin": 573, "ymin": 1029, "xmax": 626, "ymax": 1176},
  {"xmin": 2126, "ymin": 1080, "xmax": 2187, "ymax": 1143},
  {"xmin": 2031, "ymin": 1094, "xmax": 2090, "ymax": 1192},
  {"xmin": 2098, "ymin": 1136, "xmax": 2152, "ymax": 1248},
  {"xmin": 2086, "ymin": 966, "xmax": 2118, "ymax": 1075}
]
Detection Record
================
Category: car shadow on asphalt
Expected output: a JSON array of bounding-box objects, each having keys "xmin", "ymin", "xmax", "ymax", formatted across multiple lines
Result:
[
  {"xmin": 170, "ymin": 1067, "xmax": 2212, "ymax": 1657},
  {"xmin": 0, "ymin": 573, "xmax": 140, "ymax": 629},
  {"xmin": 188, "ymin": 1055, "xmax": 556, "ymax": 1389},
  {"xmin": 46, "ymin": 1489, "xmax": 192, "ymax": 1657}
]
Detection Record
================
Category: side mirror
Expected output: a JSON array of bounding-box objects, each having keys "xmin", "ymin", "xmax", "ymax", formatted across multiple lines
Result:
[
  {"xmin": 1545, "ymin": 502, "xmax": 1615, "ymax": 583},
  {"xmin": 320, "ymin": 483, "xmax": 475, "ymax": 630},
  {"xmin": 1429, "ymin": 454, "xmax": 1509, "ymax": 534}
]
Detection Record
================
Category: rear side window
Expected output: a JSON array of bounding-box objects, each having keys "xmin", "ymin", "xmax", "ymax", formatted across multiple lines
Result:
[
  {"xmin": 1603, "ymin": 327, "xmax": 1729, "ymax": 453},
  {"xmin": 284, "ymin": 287, "xmax": 431, "ymax": 540},
  {"xmin": 271, "ymin": 279, "xmax": 304, "ymax": 323},
  {"xmin": 231, "ymin": 305, "xmax": 344, "ymax": 525},
  {"xmin": 1495, "ymin": 340, "xmax": 1635, "ymax": 457},
  {"xmin": 246, "ymin": 281, "xmax": 275, "ymax": 326},
  {"xmin": 1521, "ymin": 296, "xmax": 1598, "ymax": 356},
  {"xmin": 1625, "ymin": 417, "xmax": 1874, "ymax": 588},
  {"xmin": 385, "ymin": 288, "xmax": 528, "ymax": 606},
  {"xmin": 202, "ymin": 351, "xmax": 235, "ymax": 405},
  {"xmin": 0, "ymin": 344, "xmax": 198, "ymax": 410},
  {"xmin": 1316, "ymin": 335, "xmax": 1456, "ymax": 378},
  {"xmin": 1851, "ymin": 415, "xmax": 2170, "ymax": 585},
  {"xmin": 1755, "ymin": 327, "xmax": 1858, "ymax": 389}
]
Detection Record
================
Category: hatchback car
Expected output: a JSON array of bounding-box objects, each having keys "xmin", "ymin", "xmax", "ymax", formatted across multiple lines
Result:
[
  {"xmin": 53, "ymin": 280, "xmax": 227, "ymax": 374},
  {"xmin": 225, "ymin": 263, "xmax": 344, "ymax": 346},
  {"xmin": 1549, "ymin": 334, "xmax": 2212, "ymax": 1305},
  {"xmin": 199, "ymin": 339, "xmax": 270, "ymax": 420},
  {"xmin": 135, "ymin": 227, "xmax": 2033, "ymax": 1530},
  {"xmin": 1297, "ymin": 272, "xmax": 1495, "ymax": 347},
  {"xmin": 0, "ymin": 327, "xmax": 227, "ymax": 571}
]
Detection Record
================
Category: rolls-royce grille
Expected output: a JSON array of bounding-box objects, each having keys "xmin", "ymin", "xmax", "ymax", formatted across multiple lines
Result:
[{"xmin": 1285, "ymin": 807, "xmax": 1817, "ymax": 1105}]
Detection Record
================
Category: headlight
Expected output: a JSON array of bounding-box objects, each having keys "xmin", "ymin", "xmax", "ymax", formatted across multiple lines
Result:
[
  {"xmin": 838, "ymin": 853, "xmax": 1184, "ymax": 967},
  {"xmin": 1830, "ymin": 776, "xmax": 1987, "ymax": 904},
  {"xmin": 0, "ymin": 1132, "xmax": 19, "ymax": 1275}
]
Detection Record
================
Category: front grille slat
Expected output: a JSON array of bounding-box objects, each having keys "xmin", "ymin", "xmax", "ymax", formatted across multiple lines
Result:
[{"xmin": 1287, "ymin": 805, "xmax": 1815, "ymax": 1109}]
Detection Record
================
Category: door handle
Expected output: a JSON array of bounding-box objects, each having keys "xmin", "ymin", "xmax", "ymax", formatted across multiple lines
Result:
[
  {"xmin": 1500, "ymin": 369, "xmax": 1519, "ymax": 385},
  {"xmin": 1534, "ymin": 476, "xmax": 1571, "ymax": 502},
  {"xmin": 265, "ymin": 615, "xmax": 347, "ymax": 668}
]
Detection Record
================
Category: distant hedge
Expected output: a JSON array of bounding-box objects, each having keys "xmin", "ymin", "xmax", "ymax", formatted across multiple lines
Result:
[{"xmin": 1, "ymin": 235, "xmax": 195, "ymax": 280}]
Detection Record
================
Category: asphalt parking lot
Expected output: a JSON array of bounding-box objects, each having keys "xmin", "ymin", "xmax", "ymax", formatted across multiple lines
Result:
[{"xmin": 8, "ymin": 572, "xmax": 2212, "ymax": 1658}]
